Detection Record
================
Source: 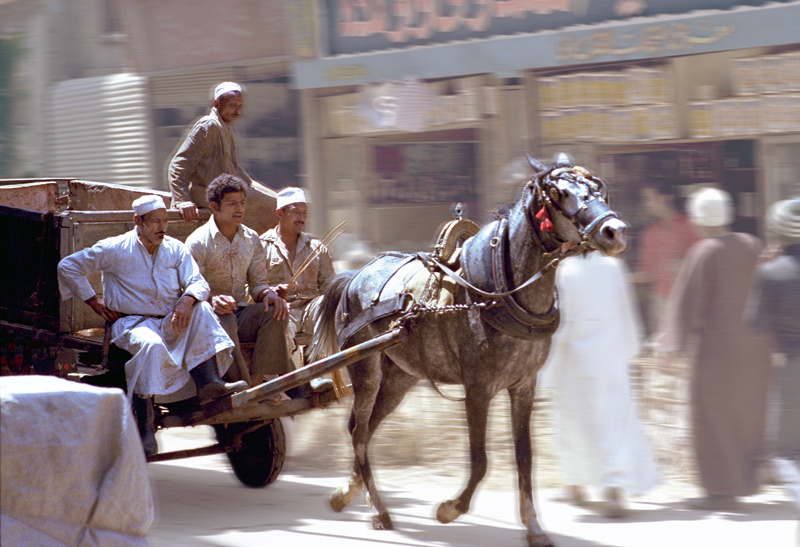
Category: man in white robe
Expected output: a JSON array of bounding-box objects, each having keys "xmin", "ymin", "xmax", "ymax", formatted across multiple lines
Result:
[
  {"xmin": 541, "ymin": 251, "xmax": 658, "ymax": 517},
  {"xmin": 58, "ymin": 195, "xmax": 247, "ymax": 454}
]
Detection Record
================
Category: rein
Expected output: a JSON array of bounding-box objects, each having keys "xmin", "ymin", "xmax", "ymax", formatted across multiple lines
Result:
[{"xmin": 416, "ymin": 240, "xmax": 587, "ymax": 302}]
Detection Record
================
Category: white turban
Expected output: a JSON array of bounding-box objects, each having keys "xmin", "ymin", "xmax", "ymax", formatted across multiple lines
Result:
[
  {"xmin": 214, "ymin": 82, "xmax": 243, "ymax": 100},
  {"xmin": 277, "ymin": 187, "xmax": 308, "ymax": 209},
  {"xmin": 768, "ymin": 198, "xmax": 800, "ymax": 244},
  {"xmin": 132, "ymin": 195, "xmax": 167, "ymax": 217},
  {"xmin": 687, "ymin": 187, "xmax": 733, "ymax": 227}
]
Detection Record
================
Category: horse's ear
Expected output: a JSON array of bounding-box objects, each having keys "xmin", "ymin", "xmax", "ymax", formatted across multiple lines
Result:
[{"xmin": 525, "ymin": 154, "xmax": 547, "ymax": 173}]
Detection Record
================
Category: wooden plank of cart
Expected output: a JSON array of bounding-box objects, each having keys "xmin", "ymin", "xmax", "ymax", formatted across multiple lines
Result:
[{"xmin": 0, "ymin": 179, "xmax": 406, "ymax": 488}]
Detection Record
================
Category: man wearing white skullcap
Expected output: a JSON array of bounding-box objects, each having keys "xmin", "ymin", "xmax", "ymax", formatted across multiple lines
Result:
[
  {"xmin": 57, "ymin": 193, "xmax": 247, "ymax": 455},
  {"xmin": 660, "ymin": 186, "xmax": 771, "ymax": 510},
  {"xmin": 168, "ymin": 81, "xmax": 278, "ymax": 233},
  {"xmin": 746, "ymin": 198, "xmax": 800, "ymax": 522},
  {"xmin": 260, "ymin": 187, "xmax": 336, "ymax": 393}
]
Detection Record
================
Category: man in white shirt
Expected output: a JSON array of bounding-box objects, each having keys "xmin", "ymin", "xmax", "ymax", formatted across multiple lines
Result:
[
  {"xmin": 185, "ymin": 175, "xmax": 293, "ymax": 393},
  {"xmin": 58, "ymin": 195, "xmax": 247, "ymax": 455}
]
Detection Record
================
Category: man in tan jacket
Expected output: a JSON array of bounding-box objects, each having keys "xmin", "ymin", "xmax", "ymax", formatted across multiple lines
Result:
[
  {"xmin": 168, "ymin": 82, "xmax": 277, "ymax": 233},
  {"xmin": 260, "ymin": 187, "xmax": 336, "ymax": 392}
]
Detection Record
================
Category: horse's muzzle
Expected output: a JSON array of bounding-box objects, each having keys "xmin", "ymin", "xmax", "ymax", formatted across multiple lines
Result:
[{"xmin": 591, "ymin": 217, "xmax": 627, "ymax": 256}]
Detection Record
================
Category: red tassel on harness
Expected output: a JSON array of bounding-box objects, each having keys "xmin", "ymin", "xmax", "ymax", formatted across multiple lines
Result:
[{"xmin": 535, "ymin": 207, "xmax": 554, "ymax": 231}]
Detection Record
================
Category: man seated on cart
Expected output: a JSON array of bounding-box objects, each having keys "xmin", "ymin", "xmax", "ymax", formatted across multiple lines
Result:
[
  {"xmin": 57, "ymin": 194, "xmax": 248, "ymax": 456},
  {"xmin": 185, "ymin": 174, "xmax": 295, "ymax": 400},
  {"xmin": 260, "ymin": 187, "xmax": 336, "ymax": 393}
]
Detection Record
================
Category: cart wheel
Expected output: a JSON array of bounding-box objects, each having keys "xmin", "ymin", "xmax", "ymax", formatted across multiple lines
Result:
[{"xmin": 213, "ymin": 419, "xmax": 286, "ymax": 488}]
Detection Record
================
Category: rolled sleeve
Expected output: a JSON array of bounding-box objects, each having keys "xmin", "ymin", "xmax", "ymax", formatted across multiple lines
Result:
[{"xmin": 57, "ymin": 246, "xmax": 107, "ymax": 302}]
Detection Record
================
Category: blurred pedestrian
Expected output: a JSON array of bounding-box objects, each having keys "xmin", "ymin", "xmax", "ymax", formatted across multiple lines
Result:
[
  {"xmin": 636, "ymin": 181, "xmax": 698, "ymax": 335},
  {"xmin": 746, "ymin": 198, "xmax": 800, "ymax": 519},
  {"xmin": 541, "ymin": 251, "xmax": 659, "ymax": 518},
  {"xmin": 660, "ymin": 187, "xmax": 772, "ymax": 510},
  {"xmin": 168, "ymin": 81, "xmax": 277, "ymax": 232}
]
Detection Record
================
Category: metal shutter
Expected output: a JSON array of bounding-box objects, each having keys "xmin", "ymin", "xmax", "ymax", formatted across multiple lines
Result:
[{"xmin": 46, "ymin": 73, "xmax": 155, "ymax": 188}]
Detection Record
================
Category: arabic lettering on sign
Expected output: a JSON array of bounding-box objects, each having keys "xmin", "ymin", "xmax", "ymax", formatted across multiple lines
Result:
[
  {"xmin": 556, "ymin": 22, "xmax": 736, "ymax": 62},
  {"xmin": 324, "ymin": 64, "xmax": 371, "ymax": 81},
  {"xmin": 337, "ymin": 0, "xmax": 572, "ymax": 42}
]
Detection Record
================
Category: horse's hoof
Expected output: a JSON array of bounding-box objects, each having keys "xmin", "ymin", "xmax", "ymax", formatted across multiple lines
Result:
[
  {"xmin": 329, "ymin": 489, "xmax": 349, "ymax": 512},
  {"xmin": 527, "ymin": 531, "xmax": 555, "ymax": 547},
  {"xmin": 436, "ymin": 500, "xmax": 462, "ymax": 524},
  {"xmin": 372, "ymin": 513, "xmax": 394, "ymax": 530}
]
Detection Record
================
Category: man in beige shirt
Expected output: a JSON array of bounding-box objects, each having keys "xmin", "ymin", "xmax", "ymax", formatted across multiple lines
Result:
[
  {"xmin": 185, "ymin": 174, "xmax": 293, "ymax": 390},
  {"xmin": 260, "ymin": 187, "xmax": 336, "ymax": 391}
]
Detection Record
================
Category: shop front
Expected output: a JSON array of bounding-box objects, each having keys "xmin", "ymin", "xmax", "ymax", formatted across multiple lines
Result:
[
  {"xmin": 295, "ymin": 1, "xmax": 800, "ymax": 251},
  {"xmin": 307, "ymin": 75, "xmax": 522, "ymax": 250}
]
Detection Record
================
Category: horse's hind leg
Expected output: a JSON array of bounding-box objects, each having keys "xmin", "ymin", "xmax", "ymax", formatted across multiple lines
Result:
[
  {"xmin": 436, "ymin": 385, "xmax": 492, "ymax": 524},
  {"xmin": 509, "ymin": 383, "xmax": 554, "ymax": 547}
]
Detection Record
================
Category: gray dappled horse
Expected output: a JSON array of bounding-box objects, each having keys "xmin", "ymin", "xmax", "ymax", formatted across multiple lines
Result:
[{"xmin": 310, "ymin": 155, "xmax": 628, "ymax": 547}]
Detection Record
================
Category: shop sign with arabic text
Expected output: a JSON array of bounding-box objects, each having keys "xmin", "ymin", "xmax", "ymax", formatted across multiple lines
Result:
[
  {"xmin": 327, "ymin": 0, "xmax": 787, "ymax": 56},
  {"xmin": 556, "ymin": 20, "xmax": 735, "ymax": 62}
]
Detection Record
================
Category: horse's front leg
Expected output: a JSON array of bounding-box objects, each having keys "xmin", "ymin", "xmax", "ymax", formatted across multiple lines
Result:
[
  {"xmin": 347, "ymin": 356, "xmax": 395, "ymax": 530},
  {"xmin": 509, "ymin": 383, "xmax": 555, "ymax": 547},
  {"xmin": 331, "ymin": 362, "xmax": 417, "ymax": 514},
  {"xmin": 436, "ymin": 385, "xmax": 492, "ymax": 524}
]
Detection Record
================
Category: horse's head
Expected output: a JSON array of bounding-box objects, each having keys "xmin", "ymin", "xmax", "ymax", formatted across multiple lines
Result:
[{"xmin": 523, "ymin": 154, "xmax": 627, "ymax": 256}]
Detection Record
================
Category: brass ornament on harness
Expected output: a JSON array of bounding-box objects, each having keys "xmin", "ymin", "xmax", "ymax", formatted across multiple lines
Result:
[{"xmin": 431, "ymin": 204, "xmax": 481, "ymax": 267}]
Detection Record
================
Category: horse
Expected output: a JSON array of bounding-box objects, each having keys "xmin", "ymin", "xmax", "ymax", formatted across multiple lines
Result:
[{"xmin": 309, "ymin": 155, "xmax": 628, "ymax": 547}]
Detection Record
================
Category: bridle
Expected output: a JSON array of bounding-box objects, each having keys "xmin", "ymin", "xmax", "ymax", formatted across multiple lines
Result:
[{"xmin": 524, "ymin": 164, "xmax": 620, "ymax": 245}]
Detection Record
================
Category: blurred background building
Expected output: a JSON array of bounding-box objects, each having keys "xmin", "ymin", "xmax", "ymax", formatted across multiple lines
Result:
[{"xmin": 2, "ymin": 0, "xmax": 800, "ymax": 254}]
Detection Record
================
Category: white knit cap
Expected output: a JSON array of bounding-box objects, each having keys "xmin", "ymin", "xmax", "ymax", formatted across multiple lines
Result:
[
  {"xmin": 687, "ymin": 187, "xmax": 733, "ymax": 227},
  {"xmin": 277, "ymin": 187, "xmax": 308, "ymax": 209},
  {"xmin": 768, "ymin": 198, "xmax": 800, "ymax": 244},
  {"xmin": 132, "ymin": 195, "xmax": 167, "ymax": 217},
  {"xmin": 214, "ymin": 81, "xmax": 243, "ymax": 100}
]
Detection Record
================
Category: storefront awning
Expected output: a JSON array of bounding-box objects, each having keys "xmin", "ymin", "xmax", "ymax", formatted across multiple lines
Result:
[{"xmin": 294, "ymin": 1, "xmax": 800, "ymax": 89}]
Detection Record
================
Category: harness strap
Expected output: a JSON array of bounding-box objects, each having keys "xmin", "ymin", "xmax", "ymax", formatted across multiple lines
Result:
[
  {"xmin": 416, "ymin": 246, "xmax": 559, "ymax": 300},
  {"xmin": 337, "ymin": 294, "xmax": 413, "ymax": 349}
]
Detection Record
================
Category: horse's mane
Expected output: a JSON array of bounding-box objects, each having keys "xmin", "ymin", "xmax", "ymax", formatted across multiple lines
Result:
[{"xmin": 490, "ymin": 200, "xmax": 517, "ymax": 221}]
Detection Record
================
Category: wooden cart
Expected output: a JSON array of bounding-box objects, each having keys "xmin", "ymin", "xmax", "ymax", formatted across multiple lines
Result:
[{"xmin": 0, "ymin": 179, "xmax": 406, "ymax": 488}]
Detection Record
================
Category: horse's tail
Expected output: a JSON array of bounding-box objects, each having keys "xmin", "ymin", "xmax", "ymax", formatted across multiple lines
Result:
[{"xmin": 308, "ymin": 271, "xmax": 356, "ymax": 363}]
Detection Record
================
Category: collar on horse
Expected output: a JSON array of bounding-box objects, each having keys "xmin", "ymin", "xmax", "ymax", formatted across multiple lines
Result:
[{"xmin": 459, "ymin": 218, "xmax": 560, "ymax": 340}]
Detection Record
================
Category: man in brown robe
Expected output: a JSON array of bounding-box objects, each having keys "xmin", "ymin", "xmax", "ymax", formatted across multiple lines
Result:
[
  {"xmin": 660, "ymin": 187, "xmax": 772, "ymax": 510},
  {"xmin": 168, "ymin": 82, "xmax": 277, "ymax": 233}
]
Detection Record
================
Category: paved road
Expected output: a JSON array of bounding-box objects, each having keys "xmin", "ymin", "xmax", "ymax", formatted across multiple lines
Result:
[{"xmin": 147, "ymin": 428, "xmax": 797, "ymax": 547}]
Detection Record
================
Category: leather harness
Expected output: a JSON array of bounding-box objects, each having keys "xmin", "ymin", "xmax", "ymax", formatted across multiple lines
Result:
[{"xmin": 459, "ymin": 218, "xmax": 560, "ymax": 340}]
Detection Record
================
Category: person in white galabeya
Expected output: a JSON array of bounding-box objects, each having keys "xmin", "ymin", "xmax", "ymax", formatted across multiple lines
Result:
[
  {"xmin": 57, "ymin": 194, "xmax": 248, "ymax": 455},
  {"xmin": 541, "ymin": 251, "xmax": 659, "ymax": 518}
]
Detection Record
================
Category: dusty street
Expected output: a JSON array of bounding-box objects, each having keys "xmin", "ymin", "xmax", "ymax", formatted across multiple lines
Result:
[{"xmin": 147, "ymin": 423, "xmax": 797, "ymax": 547}]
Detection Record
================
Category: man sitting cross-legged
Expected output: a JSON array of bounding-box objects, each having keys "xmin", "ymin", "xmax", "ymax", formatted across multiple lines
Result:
[{"xmin": 185, "ymin": 174, "xmax": 294, "ymax": 398}]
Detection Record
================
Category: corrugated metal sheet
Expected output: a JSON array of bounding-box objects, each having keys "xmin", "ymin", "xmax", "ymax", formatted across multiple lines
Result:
[
  {"xmin": 47, "ymin": 74, "xmax": 155, "ymax": 189},
  {"xmin": 148, "ymin": 68, "xmax": 235, "ymax": 107}
]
